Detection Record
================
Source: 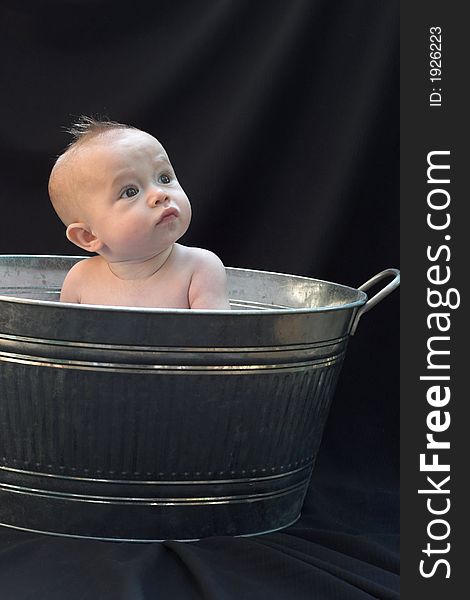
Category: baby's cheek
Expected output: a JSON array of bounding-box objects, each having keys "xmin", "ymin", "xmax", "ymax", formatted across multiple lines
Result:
[
  {"xmin": 105, "ymin": 227, "xmax": 136, "ymax": 252},
  {"xmin": 122, "ymin": 219, "xmax": 148, "ymax": 239}
]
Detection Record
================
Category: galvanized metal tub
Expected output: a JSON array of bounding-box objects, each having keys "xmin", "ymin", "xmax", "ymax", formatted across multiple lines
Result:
[{"xmin": 0, "ymin": 255, "xmax": 399, "ymax": 541}]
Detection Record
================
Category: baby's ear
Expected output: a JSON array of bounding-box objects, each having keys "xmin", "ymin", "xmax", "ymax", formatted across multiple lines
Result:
[{"xmin": 66, "ymin": 223, "xmax": 103, "ymax": 253}]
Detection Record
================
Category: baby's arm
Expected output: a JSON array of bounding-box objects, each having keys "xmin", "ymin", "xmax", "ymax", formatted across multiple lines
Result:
[
  {"xmin": 188, "ymin": 250, "xmax": 230, "ymax": 310},
  {"xmin": 60, "ymin": 260, "xmax": 86, "ymax": 303}
]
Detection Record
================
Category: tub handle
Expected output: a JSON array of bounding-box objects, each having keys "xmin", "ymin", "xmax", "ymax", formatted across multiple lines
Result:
[{"xmin": 350, "ymin": 268, "xmax": 400, "ymax": 335}]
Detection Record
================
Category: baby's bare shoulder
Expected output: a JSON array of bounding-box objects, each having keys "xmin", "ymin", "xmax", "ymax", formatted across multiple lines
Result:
[
  {"xmin": 181, "ymin": 246, "xmax": 225, "ymax": 271},
  {"xmin": 65, "ymin": 256, "xmax": 104, "ymax": 281},
  {"xmin": 68, "ymin": 256, "xmax": 101, "ymax": 273},
  {"xmin": 179, "ymin": 245, "xmax": 230, "ymax": 309},
  {"xmin": 60, "ymin": 256, "xmax": 104, "ymax": 303}
]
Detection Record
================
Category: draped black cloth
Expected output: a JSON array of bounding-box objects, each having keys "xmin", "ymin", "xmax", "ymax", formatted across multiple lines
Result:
[{"xmin": 0, "ymin": 1, "xmax": 399, "ymax": 598}]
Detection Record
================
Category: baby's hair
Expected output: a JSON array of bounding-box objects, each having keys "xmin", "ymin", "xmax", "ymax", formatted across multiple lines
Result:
[
  {"xmin": 49, "ymin": 116, "xmax": 139, "ymax": 226},
  {"xmin": 64, "ymin": 115, "xmax": 137, "ymax": 151}
]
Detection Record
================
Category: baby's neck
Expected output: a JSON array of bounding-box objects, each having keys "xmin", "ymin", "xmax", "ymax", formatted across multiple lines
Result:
[{"xmin": 106, "ymin": 245, "xmax": 174, "ymax": 280}]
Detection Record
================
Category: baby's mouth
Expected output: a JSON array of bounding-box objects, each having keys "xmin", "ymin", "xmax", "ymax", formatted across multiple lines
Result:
[{"xmin": 156, "ymin": 207, "xmax": 179, "ymax": 225}]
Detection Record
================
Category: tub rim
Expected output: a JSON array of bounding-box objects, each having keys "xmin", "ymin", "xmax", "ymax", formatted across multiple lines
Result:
[{"xmin": 0, "ymin": 254, "xmax": 368, "ymax": 316}]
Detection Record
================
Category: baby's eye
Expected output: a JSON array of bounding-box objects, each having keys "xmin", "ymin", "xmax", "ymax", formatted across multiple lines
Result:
[
  {"xmin": 120, "ymin": 186, "xmax": 139, "ymax": 199},
  {"xmin": 158, "ymin": 173, "xmax": 172, "ymax": 185}
]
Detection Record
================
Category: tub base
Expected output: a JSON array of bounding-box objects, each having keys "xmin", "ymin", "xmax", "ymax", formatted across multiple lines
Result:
[{"xmin": 0, "ymin": 470, "xmax": 309, "ymax": 541}]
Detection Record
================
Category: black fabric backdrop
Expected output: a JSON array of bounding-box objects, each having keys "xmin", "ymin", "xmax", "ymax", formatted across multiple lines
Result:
[{"xmin": 0, "ymin": 1, "xmax": 399, "ymax": 598}]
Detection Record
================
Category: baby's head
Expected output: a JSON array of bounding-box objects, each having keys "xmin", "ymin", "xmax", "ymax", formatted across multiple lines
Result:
[{"xmin": 48, "ymin": 116, "xmax": 192, "ymax": 262}]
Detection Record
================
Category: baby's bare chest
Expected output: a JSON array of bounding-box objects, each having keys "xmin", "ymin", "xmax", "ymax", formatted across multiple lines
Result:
[{"xmin": 79, "ymin": 267, "xmax": 192, "ymax": 308}]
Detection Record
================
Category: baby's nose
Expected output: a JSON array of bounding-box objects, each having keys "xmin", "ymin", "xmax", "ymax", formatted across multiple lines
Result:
[{"xmin": 148, "ymin": 186, "xmax": 169, "ymax": 207}]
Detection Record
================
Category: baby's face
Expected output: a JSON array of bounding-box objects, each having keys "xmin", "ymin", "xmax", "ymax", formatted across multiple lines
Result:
[{"xmin": 72, "ymin": 129, "xmax": 192, "ymax": 261}]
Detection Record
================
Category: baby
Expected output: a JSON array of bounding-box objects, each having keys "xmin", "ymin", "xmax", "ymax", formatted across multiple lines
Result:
[{"xmin": 48, "ymin": 117, "xmax": 230, "ymax": 309}]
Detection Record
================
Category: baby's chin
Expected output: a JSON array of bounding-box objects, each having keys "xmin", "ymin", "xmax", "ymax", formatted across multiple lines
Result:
[{"xmin": 106, "ymin": 222, "xmax": 191, "ymax": 261}]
